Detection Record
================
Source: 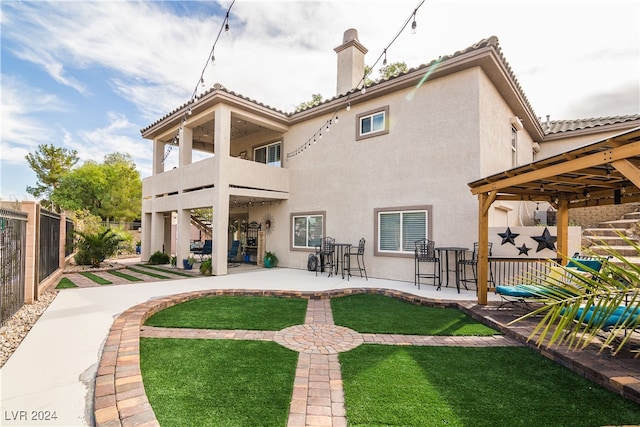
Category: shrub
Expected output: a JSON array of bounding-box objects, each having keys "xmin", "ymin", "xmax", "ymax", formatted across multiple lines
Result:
[
  {"xmin": 200, "ymin": 258, "xmax": 212, "ymax": 275},
  {"xmin": 148, "ymin": 251, "xmax": 170, "ymax": 265},
  {"xmin": 74, "ymin": 228, "xmax": 123, "ymax": 268}
]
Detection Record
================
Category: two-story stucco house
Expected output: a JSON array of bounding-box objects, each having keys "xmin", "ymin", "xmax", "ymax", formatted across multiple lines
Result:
[{"xmin": 140, "ymin": 29, "xmax": 640, "ymax": 281}]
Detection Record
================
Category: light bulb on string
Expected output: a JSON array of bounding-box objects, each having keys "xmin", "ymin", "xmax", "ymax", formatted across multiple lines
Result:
[
  {"xmin": 335, "ymin": 116, "xmax": 339, "ymax": 124},
  {"xmin": 188, "ymin": 107, "xmax": 192, "ymax": 115},
  {"xmin": 211, "ymin": 53, "xmax": 216, "ymax": 65},
  {"xmin": 200, "ymin": 77, "xmax": 205, "ymax": 88},
  {"xmin": 361, "ymin": 87, "xmax": 366, "ymax": 95},
  {"xmin": 346, "ymin": 102, "xmax": 351, "ymax": 111},
  {"xmin": 411, "ymin": 11, "xmax": 417, "ymax": 34},
  {"xmin": 382, "ymin": 49, "xmax": 387, "ymax": 66}
]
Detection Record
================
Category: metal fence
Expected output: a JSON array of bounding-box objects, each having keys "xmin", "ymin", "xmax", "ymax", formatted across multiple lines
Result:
[
  {"xmin": 65, "ymin": 218, "xmax": 75, "ymax": 257},
  {"xmin": 488, "ymin": 257, "xmax": 561, "ymax": 289},
  {"xmin": 0, "ymin": 208, "xmax": 27, "ymax": 326},
  {"xmin": 38, "ymin": 208, "xmax": 61, "ymax": 283}
]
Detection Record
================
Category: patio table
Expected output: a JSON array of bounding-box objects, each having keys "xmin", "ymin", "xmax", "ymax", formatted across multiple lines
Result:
[
  {"xmin": 436, "ymin": 246, "xmax": 468, "ymax": 293},
  {"xmin": 333, "ymin": 243, "xmax": 352, "ymax": 279}
]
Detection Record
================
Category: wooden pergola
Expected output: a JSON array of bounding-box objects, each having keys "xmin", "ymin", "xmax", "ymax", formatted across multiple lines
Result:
[{"xmin": 468, "ymin": 127, "xmax": 640, "ymax": 304}]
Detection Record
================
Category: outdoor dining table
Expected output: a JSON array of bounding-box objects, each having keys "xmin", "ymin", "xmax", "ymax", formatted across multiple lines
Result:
[
  {"xmin": 435, "ymin": 246, "xmax": 468, "ymax": 293},
  {"xmin": 332, "ymin": 243, "xmax": 352, "ymax": 279}
]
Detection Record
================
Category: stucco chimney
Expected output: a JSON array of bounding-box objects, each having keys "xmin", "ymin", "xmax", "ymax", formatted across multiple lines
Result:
[{"xmin": 334, "ymin": 28, "xmax": 368, "ymax": 96}]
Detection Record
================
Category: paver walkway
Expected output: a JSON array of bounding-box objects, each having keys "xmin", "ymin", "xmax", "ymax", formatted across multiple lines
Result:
[{"xmin": 137, "ymin": 296, "xmax": 522, "ymax": 426}]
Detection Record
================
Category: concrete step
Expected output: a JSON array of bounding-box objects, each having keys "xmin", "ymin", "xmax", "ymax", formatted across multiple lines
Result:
[
  {"xmin": 584, "ymin": 228, "xmax": 628, "ymax": 237},
  {"xmin": 597, "ymin": 219, "xmax": 639, "ymax": 229},
  {"xmin": 583, "ymin": 235, "xmax": 635, "ymax": 246},
  {"xmin": 623, "ymin": 211, "xmax": 640, "ymax": 220},
  {"xmin": 589, "ymin": 245, "xmax": 640, "ymax": 258}
]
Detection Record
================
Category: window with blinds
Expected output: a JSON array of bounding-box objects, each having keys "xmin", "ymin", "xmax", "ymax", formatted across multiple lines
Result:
[
  {"xmin": 254, "ymin": 141, "xmax": 281, "ymax": 167},
  {"xmin": 377, "ymin": 208, "xmax": 429, "ymax": 254},
  {"xmin": 292, "ymin": 213, "xmax": 324, "ymax": 249}
]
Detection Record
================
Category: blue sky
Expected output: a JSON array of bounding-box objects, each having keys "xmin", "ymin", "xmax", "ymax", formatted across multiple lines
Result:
[{"xmin": 1, "ymin": 0, "xmax": 639, "ymax": 201}]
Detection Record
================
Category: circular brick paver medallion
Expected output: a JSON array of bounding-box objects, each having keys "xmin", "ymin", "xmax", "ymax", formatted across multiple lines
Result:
[{"xmin": 274, "ymin": 324, "xmax": 364, "ymax": 354}]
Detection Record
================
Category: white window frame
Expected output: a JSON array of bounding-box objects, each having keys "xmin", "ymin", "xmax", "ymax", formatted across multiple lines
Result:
[
  {"xmin": 356, "ymin": 106, "xmax": 390, "ymax": 140},
  {"xmin": 254, "ymin": 141, "xmax": 282, "ymax": 167},
  {"xmin": 374, "ymin": 205, "xmax": 432, "ymax": 257},
  {"xmin": 511, "ymin": 126, "xmax": 518, "ymax": 168},
  {"xmin": 291, "ymin": 212, "xmax": 325, "ymax": 250}
]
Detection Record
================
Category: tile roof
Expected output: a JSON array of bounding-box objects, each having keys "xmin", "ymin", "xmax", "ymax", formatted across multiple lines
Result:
[{"xmin": 540, "ymin": 115, "xmax": 640, "ymax": 135}]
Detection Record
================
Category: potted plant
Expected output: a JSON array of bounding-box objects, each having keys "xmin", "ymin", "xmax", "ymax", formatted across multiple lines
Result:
[
  {"xmin": 264, "ymin": 251, "xmax": 278, "ymax": 268},
  {"xmin": 135, "ymin": 240, "xmax": 141, "ymax": 255},
  {"xmin": 200, "ymin": 258, "xmax": 212, "ymax": 275},
  {"xmin": 183, "ymin": 255, "xmax": 196, "ymax": 270},
  {"xmin": 171, "ymin": 256, "xmax": 177, "ymax": 268}
]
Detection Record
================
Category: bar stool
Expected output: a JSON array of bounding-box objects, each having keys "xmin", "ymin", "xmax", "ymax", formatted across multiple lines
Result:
[
  {"xmin": 458, "ymin": 242, "xmax": 493, "ymax": 290},
  {"xmin": 344, "ymin": 238, "xmax": 367, "ymax": 281},
  {"xmin": 415, "ymin": 239, "xmax": 440, "ymax": 290}
]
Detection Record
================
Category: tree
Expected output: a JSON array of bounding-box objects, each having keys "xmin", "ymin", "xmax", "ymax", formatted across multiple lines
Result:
[
  {"xmin": 295, "ymin": 93, "xmax": 323, "ymax": 112},
  {"xmin": 51, "ymin": 152, "xmax": 142, "ymax": 222},
  {"xmin": 364, "ymin": 61, "xmax": 408, "ymax": 86},
  {"xmin": 25, "ymin": 144, "xmax": 79, "ymax": 210},
  {"xmin": 74, "ymin": 228, "xmax": 122, "ymax": 268}
]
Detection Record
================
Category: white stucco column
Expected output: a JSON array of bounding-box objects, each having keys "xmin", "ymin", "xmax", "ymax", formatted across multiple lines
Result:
[
  {"xmin": 141, "ymin": 212, "xmax": 151, "ymax": 262},
  {"xmin": 179, "ymin": 126, "xmax": 193, "ymax": 167},
  {"xmin": 177, "ymin": 209, "xmax": 192, "ymax": 269},
  {"xmin": 152, "ymin": 139, "xmax": 165, "ymax": 175},
  {"xmin": 150, "ymin": 211, "xmax": 165, "ymax": 256},
  {"xmin": 164, "ymin": 213, "xmax": 173, "ymax": 255},
  {"xmin": 211, "ymin": 105, "xmax": 231, "ymax": 276}
]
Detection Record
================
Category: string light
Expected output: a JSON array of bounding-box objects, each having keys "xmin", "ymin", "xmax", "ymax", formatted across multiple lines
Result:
[
  {"xmin": 286, "ymin": 0, "xmax": 425, "ymax": 160},
  {"xmin": 162, "ymin": 0, "xmax": 236, "ymax": 164}
]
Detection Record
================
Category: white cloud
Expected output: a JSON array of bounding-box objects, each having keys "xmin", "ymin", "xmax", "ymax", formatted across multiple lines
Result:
[{"xmin": 0, "ymin": 74, "xmax": 67, "ymax": 162}]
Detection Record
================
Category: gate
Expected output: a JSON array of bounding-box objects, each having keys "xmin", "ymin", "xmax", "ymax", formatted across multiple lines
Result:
[
  {"xmin": 0, "ymin": 208, "xmax": 27, "ymax": 326},
  {"xmin": 39, "ymin": 209, "xmax": 61, "ymax": 283}
]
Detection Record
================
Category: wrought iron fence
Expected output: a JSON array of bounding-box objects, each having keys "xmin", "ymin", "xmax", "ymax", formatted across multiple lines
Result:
[
  {"xmin": 65, "ymin": 218, "xmax": 75, "ymax": 257},
  {"xmin": 488, "ymin": 257, "xmax": 561, "ymax": 289},
  {"xmin": 0, "ymin": 208, "xmax": 27, "ymax": 326},
  {"xmin": 38, "ymin": 208, "xmax": 60, "ymax": 283}
]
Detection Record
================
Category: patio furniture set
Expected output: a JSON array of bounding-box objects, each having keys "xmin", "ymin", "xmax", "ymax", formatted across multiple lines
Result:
[{"xmin": 314, "ymin": 237, "xmax": 368, "ymax": 281}]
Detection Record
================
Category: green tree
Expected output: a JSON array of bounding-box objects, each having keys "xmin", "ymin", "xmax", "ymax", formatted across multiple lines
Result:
[
  {"xmin": 51, "ymin": 152, "xmax": 142, "ymax": 222},
  {"xmin": 101, "ymin": 153, "xmax": 142, "ymax": 221},
  {"xmin": 364, "ymin": 61, "xmax": 408, "ymax": 86},
  {"xmin": 295, "ymin": 93, "xmax": 323, "ymax": 112},
  {"xmin": 25, "ymin": 144, "xmax": 79, "ymax": 211}
]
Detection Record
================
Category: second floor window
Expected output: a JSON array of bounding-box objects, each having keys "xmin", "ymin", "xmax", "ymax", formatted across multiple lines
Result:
[
  {"xmin": 254, "ymin": 141, "xmax": 281, "ymax": 167},
  {"xmin": 511, "ymin": 127, "xmax": 518, "ymax": 168},
  {"xmin": 356, "ymin": 106, "xmax": 389, "ymax": 140}
]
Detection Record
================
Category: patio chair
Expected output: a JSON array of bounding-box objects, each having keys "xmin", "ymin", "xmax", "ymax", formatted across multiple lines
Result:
[
  {"xmin": 344, "ymin": 238, "xmax": 367, "ymax": 281},
  {"xmin": 193, "ymin": 239, "xmax": 212, "ymax": 260},
  {"xmin": 315, "ymin": 237, "xmax": 335, "ymax": 277},
  {"xmin": 415, "ymin": 239, "xmax": 440, "ymax": 290},
  {"xmin": 458, "ymin": 242, "xmax": 494, "ymax": 290},
  {"xmin": 227, "ymin": 240, "xmax": 240, "ymax": 262}
]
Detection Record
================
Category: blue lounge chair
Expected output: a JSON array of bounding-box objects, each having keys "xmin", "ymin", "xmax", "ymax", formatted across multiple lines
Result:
[
  {"xmin": 193, "ymin": 239, "xmax": 212, "ymax": 260},
  {"xmin": 228, "ymin": 240, "xmax": 240, "ymax": 262}
]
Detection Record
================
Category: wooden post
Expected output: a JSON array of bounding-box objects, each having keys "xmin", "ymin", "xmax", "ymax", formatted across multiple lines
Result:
[{"xmin": 556, "ymin": 197, "xmax": 569, "ymax": 264}]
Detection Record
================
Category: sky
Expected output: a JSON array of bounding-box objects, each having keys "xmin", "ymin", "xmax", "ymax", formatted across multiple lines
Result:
[{"xmin": 1, "ymin": 0, "xmax": 639, "ymax": 201}]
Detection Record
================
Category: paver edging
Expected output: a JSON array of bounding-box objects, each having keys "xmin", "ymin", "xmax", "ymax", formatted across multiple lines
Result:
[{"xmin": 92, "ymin": 287, "xmax": 465, "ymax": 426}]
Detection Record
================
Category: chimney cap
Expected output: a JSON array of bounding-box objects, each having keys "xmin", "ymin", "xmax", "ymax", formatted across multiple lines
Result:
[{"xmin": 343, "ymin": 28, "xmax": 359, "ymax": 43}]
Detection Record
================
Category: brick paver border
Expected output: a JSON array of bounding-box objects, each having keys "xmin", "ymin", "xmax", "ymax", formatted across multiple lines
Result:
[{"xmin": 93, "ymin": 288, "xmax": 640, "ymax": 426}]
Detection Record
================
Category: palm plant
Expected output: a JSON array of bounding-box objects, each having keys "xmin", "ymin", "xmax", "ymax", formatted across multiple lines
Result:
[
  {"xmin": 74, "ymin": 228, "xmax": 123, "ymax": 268},
  {"xmin": 511, "ymin": 233, "xmax": 640, "ymax": 356}
]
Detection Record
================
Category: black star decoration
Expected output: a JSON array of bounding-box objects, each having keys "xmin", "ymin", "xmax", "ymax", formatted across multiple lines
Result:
[
  {"xmin": 517, "ymin": 244, "xmax": 531, "ymax": 256},
  {"xmin": 531, "ymin": 227, "xmax": 557, "ymax": 252},
  {"xmin": 498, "ymin": 227, "xmax": 519, "ymax": 246}
]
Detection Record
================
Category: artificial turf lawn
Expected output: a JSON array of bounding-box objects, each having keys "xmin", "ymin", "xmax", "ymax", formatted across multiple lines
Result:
[
  {"xmin": 135, "ymin": 264, "xmax": 193, "ymax": 276},
  {"xmin": 105, "ymin": 269, "xmax": 144, "ymax": 282},
  {"xmin": 125, "ymin": 266, "xmax": 169, "ymax": 279},
  {"xmin": 339, "ymin": 345, "xmax": 640, "ymax": 427},
  {"xmin": 140, "ymin": 338, "xmax": 297, "ymax": 426},
  {"xmin": 331, "ymin": 293, "xmax": 498, "ymax": 335},
  {"xmin": 55, "ymin": 277, "xmax": 77, "ymax": 289},
  {"xmin": 143, "ymin": 295, "xmax": 308, "ymax": 330},
  {"xmin": 79, "ymin": 271, "xmax": 112, "ymax": 285}
]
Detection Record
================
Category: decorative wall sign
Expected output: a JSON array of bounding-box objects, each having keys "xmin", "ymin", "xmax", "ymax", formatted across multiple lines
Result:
[
  {"xmin": 517, "ymin": 244, "xmax": 531, "ymax": 256},
  {"xmin": 498, "ymin": 227, "xmax": 519, "ymax": 245},
  {"xmin": 531, "ymin": 227, "xmax": 557, "ymax": 252},
  {"xmin": 262, "ymin": 212, "xmax": 274, "ymax": 234}
]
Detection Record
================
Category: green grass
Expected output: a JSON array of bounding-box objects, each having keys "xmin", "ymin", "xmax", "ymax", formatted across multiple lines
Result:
[
  {"xmin": 125, "ymin": 266, "xmax": 170, "ymax": 279},
  {"xmin": 55, "ymin": 277, "xmax": 77, "ymax": 289},
  {"xmin": 339, "ymin": 345, "xmax": 640, "ymax": 426},
  {"xmin": 135, "ymin": 264, "xmax": 193, "ymax": 277},
  {"xmin": 105, "ymin": 269, "xmax": 144, "ymax": 282},
  {"xmin": 331, "ymin": 293, "xmax": 497, "ymax": 335},
  {"xmin": 140, "ymin": 338, "xmax": 297, "ymax": 426},
  {"xmin": 144, "ymin": 296, "xmax": 308, "ymax": 330},
  {"xmin": 79, "ymin": 272, "xmax": 112, "ymax": 285}
]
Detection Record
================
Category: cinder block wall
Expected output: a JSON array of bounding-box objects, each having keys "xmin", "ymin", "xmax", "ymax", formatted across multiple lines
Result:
[{"xmin": 569, "ymin": 203, "xmax": 640, "ymax": 229}]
